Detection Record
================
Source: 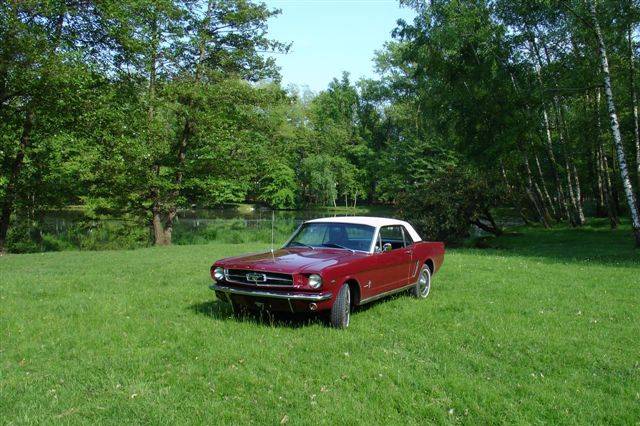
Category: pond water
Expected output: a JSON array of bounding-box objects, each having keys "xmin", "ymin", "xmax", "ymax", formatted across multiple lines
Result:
[
  {"xmin": 36, "ymin": 205, "xmax": 520, "ymax": 251},
  {"xmin": 39, "ymin": 205, "xmax": 397, "ymax": 248}
]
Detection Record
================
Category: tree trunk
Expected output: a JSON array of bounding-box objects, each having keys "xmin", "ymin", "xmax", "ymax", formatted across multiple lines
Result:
[
  {"xmin": 152, "ymin": 205, "xmax": 168, "ymax": 246},
  {"xmin": 162, "ymin": 117, "xmax": 192, "ymax": 246},
  {"xmin": 482, "ymin": 208, "xmax": 503, "ymax": 236},
  {"xmin": 590, "ymin": 0, "xmax": 640, "ymax": 246},
  {"xmin": 522, "ymin": 148, "xmax": 551, "ymax": 227},
  {"xmin": 571, "ymin": 163, "xmax": 586, "ymax": 224},
  {"xmin": 595, "ymin": 88, "xmax": 618, "ymax": 227},
  {"xmin": 542, "ymin": 108, "xmax": 571, "ymax": 223},
  {"xmin": 0, "ymin": 109, "xmax": 34, "ymax": 252},
  {"xmin": 147, "ymin": 17, "xmax": 166, "ymax": 245},
  {"xmin": 595, "ymin": 147, "xmax": 605, "ymax": 216},
  {"xmin": 557, "ymin": 102, "xmax": 586, "ymax": 225},
  {"xmin": 599, "ymin": 145, "xmax": 618, "ymax": 228},
  {"xmin": 159, "ymin": 1, "xmax": 215, "ymax": 245},
  {"xmin": 501, "ymin": 163, "xmax": 534, "ymax": 226},
  {"xmin": 529, "ymin": 37, "xmax": 572, "ymax": 223},
  {"xmin": 533, "ymin": 152, "xmax": 557, "ymax": 220},
  {"xmin": 510, "ymin": 69, "xmax": 559, "ymax": 224},
  {"xmin": 629, "ymin": 26, "xmax": 640, "ymax": 200}
]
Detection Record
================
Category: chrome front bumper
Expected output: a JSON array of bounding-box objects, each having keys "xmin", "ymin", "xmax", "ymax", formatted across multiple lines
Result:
[{"xmin": 210, "ymin": 284, "xmax": 332, "ymax": 302}]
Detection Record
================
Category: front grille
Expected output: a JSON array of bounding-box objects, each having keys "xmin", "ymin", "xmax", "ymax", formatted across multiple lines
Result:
[{"xmin": 225, "ymin": 269, "xmax": 294, "ymax": 286}]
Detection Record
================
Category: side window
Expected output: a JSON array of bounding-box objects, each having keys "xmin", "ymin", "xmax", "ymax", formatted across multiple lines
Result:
[
  {"xmin": 402, "ymin": 226, "xmax": 415, "ymax": 245},
  {"xmin": 379, "ymin": 226, "xmax": 406, "ymax": 250}
]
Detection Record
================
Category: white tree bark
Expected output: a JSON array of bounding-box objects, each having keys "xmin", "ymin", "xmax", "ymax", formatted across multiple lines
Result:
[
  {"xmin": 628, "ymin": 28, "xmax": 640, "ymax": 193},
  {"xmin": 590, "ymin": 0, "xmax": 640, "ymax": 246}
]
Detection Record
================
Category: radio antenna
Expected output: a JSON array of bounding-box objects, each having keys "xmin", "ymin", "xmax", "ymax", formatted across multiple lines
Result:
[{"xmin": 270, "ymin": 210, "xmax": 275, "ymax": 254}]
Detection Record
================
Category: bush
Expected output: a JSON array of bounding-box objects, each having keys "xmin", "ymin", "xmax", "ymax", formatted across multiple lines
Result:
[
  {"xmin": 172, "ymin": 219, "xmax": 299, "ymax": 246},
  {"xmin": 399, "ymin": 166, "xmax": 502, "ymax": 243},
  {"xmin": 5, "ymin": 222, "xmax": 41, "ymax": 253},
  {"xmin": 5, "ymin": 220, "xmax": 150, "ymax": 253}
]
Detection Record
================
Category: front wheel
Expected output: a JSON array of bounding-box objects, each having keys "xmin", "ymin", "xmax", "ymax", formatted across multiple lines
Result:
[
  {"xmin": 330, "ymin": 284, "xmax": 351, "ymax": 328},
  {"xmin": 411, "ymin": 265, "xmax": 431, "ymax": 298}
]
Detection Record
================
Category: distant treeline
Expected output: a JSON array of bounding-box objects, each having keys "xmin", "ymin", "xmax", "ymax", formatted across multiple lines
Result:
[{"xmin": 1, "ymin": 0, "xmax": 640, "ymax": 252}]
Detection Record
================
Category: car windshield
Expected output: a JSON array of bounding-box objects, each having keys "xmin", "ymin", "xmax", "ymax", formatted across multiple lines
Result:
[{"xmin": 286, "ymin": 222, "xmax": 375, "ymax": 252}]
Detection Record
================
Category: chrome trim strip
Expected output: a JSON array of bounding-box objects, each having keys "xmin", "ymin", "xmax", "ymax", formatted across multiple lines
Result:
[
  {"xmin": 210, "ymin": 284, "xmax": 332, "ymax": 302},
  {"xmin": 224, "ymin": 269, "xmax": 294, "ymax": 287},
  {"xmin": 226, "ymin": 273, "xmax": 292, "ymax": 281},
  {"xmin": 224, "ymin": 278, "xmax": 294, "ymax": 287},
  {"xmin": 359, "ymin": 282, "xmax": 415, "ymax": 305}
]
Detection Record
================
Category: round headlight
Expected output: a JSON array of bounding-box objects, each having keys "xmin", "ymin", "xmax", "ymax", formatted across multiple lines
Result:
[
  {"xmin": 213, "ymin": 267, "xmax": 225, "ymax": 282},
  {"xmin": 308, "ymin": 274, "xmax": 322, "ymax": 289}
]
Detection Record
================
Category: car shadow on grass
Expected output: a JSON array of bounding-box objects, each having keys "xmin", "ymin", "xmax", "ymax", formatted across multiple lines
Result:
[
  {"xmin": 189, "ymin": 300, "xmax": 327, "ymax": 329},
  {"xmin": 190, "ymin": 291, "xmax": 411, "ymax": 329}
]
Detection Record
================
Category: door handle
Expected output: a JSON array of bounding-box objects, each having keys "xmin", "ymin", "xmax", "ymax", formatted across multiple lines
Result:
[{"xmin": 404, "ymin": 250, "xmax": 412, "ymax": 254}]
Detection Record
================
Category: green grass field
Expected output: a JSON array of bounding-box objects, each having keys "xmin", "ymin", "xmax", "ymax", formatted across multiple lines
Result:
[{"xmin": 1, "ymin": 221, "xmax": 639, "ymax": 424}]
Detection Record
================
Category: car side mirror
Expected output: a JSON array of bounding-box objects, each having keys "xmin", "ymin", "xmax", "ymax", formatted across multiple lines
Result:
[{"xmin": 383, "ymin": 243, "xmax": 392, "ymax": 252}]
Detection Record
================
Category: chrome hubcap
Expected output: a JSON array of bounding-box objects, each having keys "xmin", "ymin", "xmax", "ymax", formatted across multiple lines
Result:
[{"xmin": 419, "ymin": 270, "xmax": 430, "ymax": 297}]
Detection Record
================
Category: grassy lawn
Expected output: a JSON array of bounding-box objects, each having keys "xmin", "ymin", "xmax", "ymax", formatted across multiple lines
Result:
[{"xmin": 1, "ymin": 221, "xmax": 639, "ymax": 424}]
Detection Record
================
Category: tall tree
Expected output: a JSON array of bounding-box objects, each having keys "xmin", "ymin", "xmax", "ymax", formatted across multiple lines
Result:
[
  {"xmin": 93, "ymin": 0, "xmax": 287, "ymax": 245},
  {"xmin": 0, "ymin": 0, "xmax": 108, "ymax": 252},
  {"xmin": 589, "ymin": 0, "xmax": 640, "ymax": 246}
]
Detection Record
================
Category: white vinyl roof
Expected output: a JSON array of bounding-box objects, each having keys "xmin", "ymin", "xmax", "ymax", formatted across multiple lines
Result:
[{"xmin": 305, "ymin": 216, "xmax": 422, "ymax": 242}]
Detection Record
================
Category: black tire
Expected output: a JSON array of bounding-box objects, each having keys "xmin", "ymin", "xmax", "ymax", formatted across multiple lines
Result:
[
  {"xmin": 411, "ymin": 265, "xmax": 431, "ymax": 298},
  {"xmin": 330, "ymin": 284, "xmax": 351, "ymax": 329}
]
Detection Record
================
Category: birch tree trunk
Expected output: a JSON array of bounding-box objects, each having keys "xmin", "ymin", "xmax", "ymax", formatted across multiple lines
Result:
[
  {"xmin": 595, "ymin": 88, "xmax": 619, "ymax": 227},
  {"xmin": 502, "ymin": 69, "xmax": 559, "ymax": 221},
  {"xmin": 528, "ymin": 38, "xmax": 571, "ymax": 222},
  {"xmin": 595, "ymin": 147, "xmax": 605, "ymax": 215},
  {"xmin": 599, "ymin": 145, "xmax": 619, "ymax": 228},
  {"xmin": 534, "ymin": 152, "xmax": 557, "ymax": 220},
  {"xmin": 557, "ymin": 103, "xmax": 586, "ymax": 225},
  {"xmin": 541, "ymin": 29, "xmax": 583, "ymax": 226},
  {"xmin": 629, "ymin": 27, "xmax": 640, "ymax": 195},
  {"xmin": 571, "ymin": 163, "xmax": 586, "ymax": 224},
  {"xmin": 590, "ymin": 0, "xmax": 640, "ymax": 246},
  {"xmin": 520, "ymin": 145, "xmax": 551, "ymax": 227}
]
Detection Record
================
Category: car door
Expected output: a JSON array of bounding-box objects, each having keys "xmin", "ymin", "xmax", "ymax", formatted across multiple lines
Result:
[{"xmin": 373, "ymin": 225, "xmax": 414, "ymax": 293}]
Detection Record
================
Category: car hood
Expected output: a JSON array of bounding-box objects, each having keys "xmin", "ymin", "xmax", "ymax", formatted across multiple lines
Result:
[{"xmin": 217, "ymin": 248, "xmax": 367, "ymax": 274}]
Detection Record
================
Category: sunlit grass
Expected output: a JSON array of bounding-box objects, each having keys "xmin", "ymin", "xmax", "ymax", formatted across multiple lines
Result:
[{"xmin": 1, "ymin": 222, "xmax": 639, "ymax": 424}]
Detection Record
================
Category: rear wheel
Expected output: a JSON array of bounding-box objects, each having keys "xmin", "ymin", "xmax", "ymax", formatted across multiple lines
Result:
[
  {"xmin": 330, "ymin": 284, "xmax": 351, "ymax": 328},
  {"xmin": 411, "ymin": 265, "xmax": 431, "ymax": 298}
]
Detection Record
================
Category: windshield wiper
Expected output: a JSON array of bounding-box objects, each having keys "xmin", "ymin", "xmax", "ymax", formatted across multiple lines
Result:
[
  {"xmin": 321, "ymin": 243, "xmax": 354, "ymax": 252},
  {"xmin": 289, "ymin": 241, "xmax": 315, "ymax": 250}
]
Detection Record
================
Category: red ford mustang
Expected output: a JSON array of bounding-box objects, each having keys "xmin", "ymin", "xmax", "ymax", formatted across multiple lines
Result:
[{"xmin": 210, "ymin": 217, "xmax": 445, "ymax": 328}]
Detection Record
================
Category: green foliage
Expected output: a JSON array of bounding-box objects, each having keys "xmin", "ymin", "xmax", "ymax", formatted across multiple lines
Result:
[
  {"xmin": 5, "ymin": 222, "xmax": 41, "ymax": 254},
  {"xmin": 172, "ymin": 219, "xmax": 299, "ymax": 245},
  {"xmin": 5, "ymin": 220, "xmax": 150, "ymax": 253},
  {"xmin": 3, "ymin": 0, "xmax": 640, "ymax": 250},
  {"xmin": 257, "ymin": 162, "xmax": 298, "ymax": 209},
  {"xmin": 400, "ymin": 166, "xmax": 503, "ymax": 242}
]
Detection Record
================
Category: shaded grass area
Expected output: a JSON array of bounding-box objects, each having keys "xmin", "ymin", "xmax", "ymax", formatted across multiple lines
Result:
[
  {"xmin": 1, "ymin": 224, "xmax": 639, "ymax": 424},
  {"xmin": 474, "ymin": 218, "xmax": 639, "ymax": 266}
]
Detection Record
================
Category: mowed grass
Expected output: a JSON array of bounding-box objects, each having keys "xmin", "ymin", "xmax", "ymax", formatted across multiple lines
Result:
[{"xmin": 1, "ymin": 222, "xmax": 639, "ymax": 424}]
